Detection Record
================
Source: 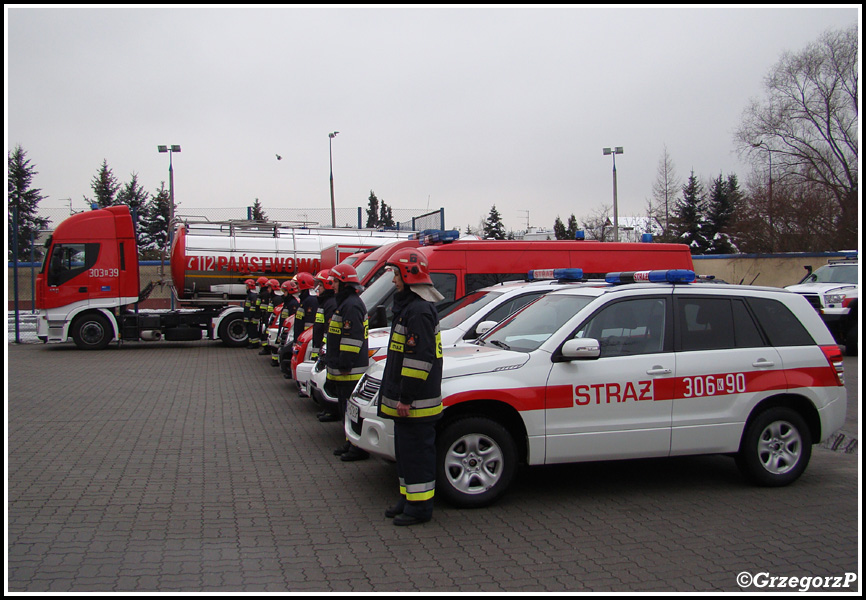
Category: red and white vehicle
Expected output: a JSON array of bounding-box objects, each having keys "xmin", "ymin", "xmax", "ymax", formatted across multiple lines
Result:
[
  {"xmin": 346, "ymin": 270, "xmax": 847, "ymax": 508},
  {"xmin": 36, "ymin": 205, "xmax": 409, "ymax": 350}
]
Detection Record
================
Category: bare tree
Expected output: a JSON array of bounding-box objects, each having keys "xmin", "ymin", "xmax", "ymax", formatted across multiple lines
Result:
[
  {"xmin": 580, "ymin": 204, "xmax": 613, "ymax": 242},
  {"xmin": 735, "ymin": 24, "xmax": 858, "ymax": 249},
  {"xmin": 646, "ymin": 144, "xmax": 681, "ymax": 241}
]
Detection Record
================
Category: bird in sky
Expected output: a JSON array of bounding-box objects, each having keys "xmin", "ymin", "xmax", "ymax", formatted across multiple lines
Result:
[{"xmin": 276, "ymin": 154, "xmax": 282, "ymax": 160}]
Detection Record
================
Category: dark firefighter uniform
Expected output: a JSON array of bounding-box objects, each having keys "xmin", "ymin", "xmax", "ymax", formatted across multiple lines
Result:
[
  {"xmin": 293, "ymin": 289, "xmax": 319, "ymax": 348},
  {"xmin": 325, "ymin": 266, "xmax": 370, "ymax": 460},
  {"xmin": 254, "ymin": 285, "xmax": 271, "ymax": 349},
  {"xmin": 311, "ymin": 287, "xmax": 336, "ymax": 362},
  {"xmin": 325, "ymin": 287, "xmax": 369, "ymax": 397},
  {"xmin": 378, "ymin": 288, "xmax": 443, "ymax": 522},
  {"xmin": 248, "ymin": 277, "xmax": 269, "ymax": 348},
  {"xmin": 243, "ymin": 280, "xmax": 257, "ymax": 347}
]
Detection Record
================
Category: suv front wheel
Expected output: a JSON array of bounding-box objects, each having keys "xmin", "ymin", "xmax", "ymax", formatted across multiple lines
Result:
[
  {"xmin": 736, "ymin": 407, "xmax": 812, "ymax": 486},
  {"xmin": 436, "ymin": 416, "xmax": 517, "ymax": 508}
]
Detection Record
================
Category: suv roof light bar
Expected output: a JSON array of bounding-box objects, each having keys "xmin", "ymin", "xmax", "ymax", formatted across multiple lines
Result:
[
  {"xmin": 527, "ymin": 268, "xmax": 584, "ymax": 281},
  {"xmin": 605, "ymin": 269, "xmax": 696, "ymax": 284}
]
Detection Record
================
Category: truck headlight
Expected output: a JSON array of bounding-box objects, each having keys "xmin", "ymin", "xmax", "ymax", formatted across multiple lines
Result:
[{"xmin": 825, "ymin": 293, "xmax": 846, "ymax": 305}]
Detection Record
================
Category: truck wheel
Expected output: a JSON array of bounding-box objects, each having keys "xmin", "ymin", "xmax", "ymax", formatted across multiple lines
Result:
[
  {"xmin": 436, "ymin": 416, "xmax": 517, "ymax": 508},
  {"xmin": 844, "ymin": 318, "xmax": 857, "ymax": 356},
  {"xmin": 219, "ymin": 313, "xmax": 248, "ymax": 347},
  {"xmin": 736, "ymin": 407, "xmax": 811, "ymax": 487},
  {"xmin": 71, "ymin": 313, "xmax": 113, "ymax": 350}
]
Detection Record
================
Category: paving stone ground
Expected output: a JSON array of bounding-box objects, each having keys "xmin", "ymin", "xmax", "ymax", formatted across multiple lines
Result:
[{"xmin": 6, "ymin": 341, "xmax": 861, "ymax": 593}]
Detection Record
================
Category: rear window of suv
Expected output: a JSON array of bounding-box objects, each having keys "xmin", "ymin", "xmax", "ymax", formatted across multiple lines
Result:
[{"xmin": 746, "ymin": 297, "xmax": 815, "ymax": 347}]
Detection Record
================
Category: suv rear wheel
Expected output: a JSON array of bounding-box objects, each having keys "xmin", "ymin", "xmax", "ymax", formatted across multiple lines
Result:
[
  {"xmin": 736, "ymin": 407, "xmax": 811, "ymax": 486},
  {"xmin": 436, "ymin": 416, "xmax": 517, "ymax": 508}
]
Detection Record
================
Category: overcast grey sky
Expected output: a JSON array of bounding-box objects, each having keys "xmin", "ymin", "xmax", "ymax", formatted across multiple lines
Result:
[{"xmin": 6, "ymin": 5, "xmax": 860, "ymax": 233}]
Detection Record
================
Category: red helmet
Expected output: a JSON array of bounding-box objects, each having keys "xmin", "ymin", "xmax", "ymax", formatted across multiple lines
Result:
[
  {"xmin": 256, "ymin": 276, "xmax": 270, "ymax": 287},
  {"xmin": 387, "ymin": 248, "xmax": 433, "ymax": 286},
  {"xmin": 245, "ymin": 279, "xmax": 256, "ymax": 290},
  {"xmin": 295, "ymin": 271, "xmax": 316, "ymax": 290},
  {"xmin": 281, "ymin": 279, "xmax": 299, "ymax": 294},
  {"xmin": 330, "ymin": 263, "xmax": 360, "ymax": 284},
  {"xmin": 267, "ymin": 279, "xmax": 280, "ymax": 291},
  {"xmin": 315, "ymin": 270, "xmax": 334, "ymax": 290}
]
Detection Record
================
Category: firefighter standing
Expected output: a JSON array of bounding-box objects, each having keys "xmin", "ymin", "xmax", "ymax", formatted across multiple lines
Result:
[
  {"xmin": 260, "ymin": 279, "xmax": 283, "ymax": 355},
  {"xmin": 275, "ymin": 279, "xmax": 300, "ymax": 370},
  {"xmin": 310, "ymin": 270, "xmax": 338, "ymax": 421},
  {"xmin": 325, "ymin": 264, "xmax": 369, "ymax": 461},
  {"xmin": 293, "ymin": 272, "xmax": 319, "ymax": 348},
  {"xmin": 248, "ymin": 276, "xmax": 270, "ymax": 349},
  {"xmin": 242, "ymin": 279, "xmax": 257, "ymax": 348},
  {"xmin": 378, "ymin": 249, "xmax": 444, "ymax": 526},
  {"xmin": 254, "ymin": 277, "xmax": 273, "ymax": 351}
]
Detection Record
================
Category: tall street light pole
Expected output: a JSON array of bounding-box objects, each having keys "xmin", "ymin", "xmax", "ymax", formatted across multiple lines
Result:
[
  {"xmin": 603, "ymin": 147, "xmax": 623, "ymax": 242},
  {"xmin": 158, "ymin": 144, "xmax": 181, "ymax": 309},
  {"xmin": 328, "ymin": 131, "xmax": 339, "ymax": 227},
  {"xmin": 752, "ymin": 140, "xmax": 773, "ymax": 252}
]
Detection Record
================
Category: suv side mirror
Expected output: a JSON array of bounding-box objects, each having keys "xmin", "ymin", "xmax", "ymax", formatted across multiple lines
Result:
[
  {"xmin": 554, "ymin": 338, "xmax": 601, "ymax": 362},
  {"xmin": 474, "ymin": 320, "xmax": 498, "ymax": 337}
]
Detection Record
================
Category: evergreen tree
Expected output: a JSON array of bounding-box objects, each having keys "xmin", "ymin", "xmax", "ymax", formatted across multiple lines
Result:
[
  {"xmin": 483, "ymin": 205, "xmax": 506, "ymax": 240},
  {"xmin": 671, "ymin": 171, "xmax": 710, "ymax": 254},
  {"xmin": 84, "ymin": 159, "xmax": 120, "ymax": 208},
  {"xmin": 365, "ymin": 190, "xmax": 380, "ymax": 228},
  {"xmin": 138, "ymin": 182, "xmax": 172, "ymax": 259},
  {"xmin": 251, "ymin": 198, "xmax": 268, "ymax": 221},
  {"xmin": 8, "ymin": 144, "xmax": 49, "ymax": 262},
  {"xmin": 553, "ymin": 216, "xmax": 566, "ymax": 240},
  {"xmin": 566, "ymin": 214, "xmax": 578, "ymax": 240},
  {"xmin": 115, "ymin": 172, "xmax": 150, "ymax": 219},
  {"xmin": 704, "ymin": 173, "xmax": 739, "ymax": 254},
  {"xmin": 379, "ymin": 201, "xmax": 394, "ymax": 228}
]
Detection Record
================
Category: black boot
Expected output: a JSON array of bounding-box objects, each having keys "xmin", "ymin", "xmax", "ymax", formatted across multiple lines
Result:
[
  {"xmin": 333, "ymin": 441, "xmax": 351, "ymax": 456},
  {"xmin": 340, "ymin": 446, "xmax": 369, "ymax": 462}
]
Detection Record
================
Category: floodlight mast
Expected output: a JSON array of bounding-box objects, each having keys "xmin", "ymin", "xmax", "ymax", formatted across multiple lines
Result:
[{"xmin": 603, "ymin": 146, "xmax": 623, "ymax": 242}]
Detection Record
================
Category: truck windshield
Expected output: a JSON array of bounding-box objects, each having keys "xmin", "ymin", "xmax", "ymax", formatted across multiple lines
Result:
[
  {"xmin": 480, "ymin": 294, "xmax": 593, "ymax": 353},
  {"xmin": 355, "ymin": 259, "xmax": 379, "ymax": 285},
  {"xmin": 801, "ymin": 264, "xmax": 858, "ymax": 285}
]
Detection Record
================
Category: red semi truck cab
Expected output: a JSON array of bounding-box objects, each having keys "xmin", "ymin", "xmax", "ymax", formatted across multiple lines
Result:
[{"xmin": 37, "ymin": 205, "xmax": 140, "ymax": 312}]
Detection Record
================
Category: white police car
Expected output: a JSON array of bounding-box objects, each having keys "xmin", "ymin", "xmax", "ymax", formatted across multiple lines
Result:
[{"xmin": 346, "ymin": 270, "xmax": 847, "ymax": 508}]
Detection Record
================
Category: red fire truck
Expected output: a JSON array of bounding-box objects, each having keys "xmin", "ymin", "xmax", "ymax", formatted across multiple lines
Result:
[{"xmin": 35, "ymin": 205, "xmax": 410, "ymax": 350}]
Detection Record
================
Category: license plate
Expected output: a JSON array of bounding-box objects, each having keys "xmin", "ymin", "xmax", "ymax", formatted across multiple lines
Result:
[{"xmin": 347, "ymin": 402, "xmax": 359, "ymax": 423}]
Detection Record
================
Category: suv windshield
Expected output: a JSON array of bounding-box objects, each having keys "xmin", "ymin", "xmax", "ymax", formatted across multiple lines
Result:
[
  {"xmin": 481, "ymin": 293, "xmax": 593, "ymax": 353},
  {"xmin": 439, "ymin": 290, "xmax": 502, "ymax": 329},
  {"xmin": 801, "ymin": 264, "xmax": 858, "ymax": 285}
]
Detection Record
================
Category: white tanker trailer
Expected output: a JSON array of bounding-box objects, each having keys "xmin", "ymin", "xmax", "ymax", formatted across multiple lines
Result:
[{"xmin": 170, "ymin": 219, "xmax": 413, "ymax": 301}]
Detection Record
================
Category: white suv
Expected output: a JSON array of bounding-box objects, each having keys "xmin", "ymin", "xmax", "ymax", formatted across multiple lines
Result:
[
  {"xmin": 347, "ymin": 270, "xmax": 847, "ymax": 508},
  {"xmin": 785, "ymin": 255, "xmax": 858, "ymax": 356}
]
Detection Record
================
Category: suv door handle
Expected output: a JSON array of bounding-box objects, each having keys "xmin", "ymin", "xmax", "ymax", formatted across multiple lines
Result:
[
  {"xmin": 752, "ymin": 358, "xmax": 775, "ymax": 368},
  {"xmin": 646, "ymin": 366, "xmax": 672, "ymax": 375}
]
